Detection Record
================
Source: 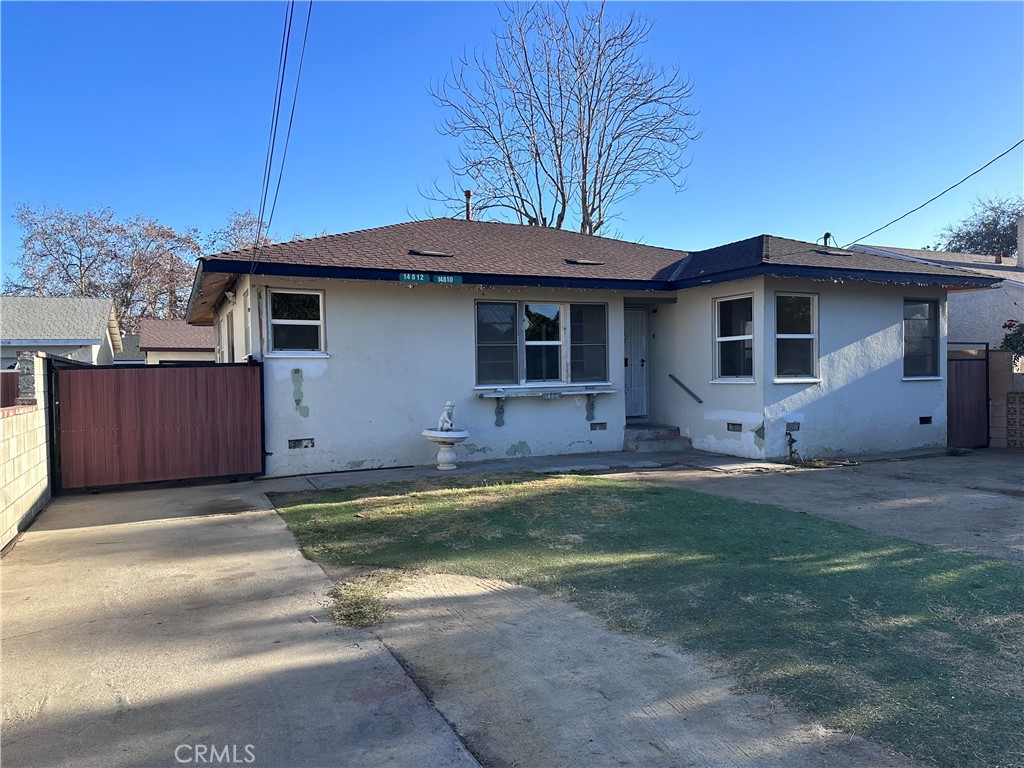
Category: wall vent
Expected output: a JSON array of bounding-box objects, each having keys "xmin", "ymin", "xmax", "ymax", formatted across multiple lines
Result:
[
  {"xmin": 590, "ymin": 422, "xmax": 608, "ymax": 431},
  {"xmin": 919, "ymin": 416, "xmax": 932, "ymax": 425},
  {"xmin": 288, "ymin": 438, "xmax": 315, "ymax": 449},
  {"xmin": 727, "ymin": 422, "xmax": 742, "ymax": 432}
]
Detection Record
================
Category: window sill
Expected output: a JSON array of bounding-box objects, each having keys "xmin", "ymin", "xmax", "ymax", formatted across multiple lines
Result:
[
  {"xmin": 773, "ymin": 377, "xmax": 821, "ymax": 385},
  {"xmin": 264, "ymin": 351, "xmax": 330, "ymax": 359},
  {"xmin": 709, "ymin": 378, "xmax": 756, "ymax": 385},
  {"xmin": 902, "ymin": 376, "xmax": 942, "ymax": 382},
  {"xmin": 475, "ymin": 384, "xmax": 615, "ymax": 398}
]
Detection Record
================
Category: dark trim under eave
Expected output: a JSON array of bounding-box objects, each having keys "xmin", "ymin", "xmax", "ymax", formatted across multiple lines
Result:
[
  {"xmin": 200, "ymin": 258, "xmax": 676, "ymax": 292},
  {"xmin": 669, "ymin": 264, "xmax": 1001, "ymax": 291}
]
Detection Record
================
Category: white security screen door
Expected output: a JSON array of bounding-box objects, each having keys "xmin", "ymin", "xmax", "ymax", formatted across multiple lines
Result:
[{"xmin": 624, "ymin": 308, "xmax": 648, "ymax": 418}]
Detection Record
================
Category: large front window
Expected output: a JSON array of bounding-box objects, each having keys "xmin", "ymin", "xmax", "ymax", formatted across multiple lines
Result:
[
  {"xmin": 268, "ymin": 290, "xmax": 324, "ymax": 353},
  {"xmin": 715, "ymin": 296, "xmax": 753, "ymax": 379},
  {"xmin": 904, "ymin": 299, "xmax": 939, "ymax": 378},
  {"xmin": 775, "ymin": 294, "xmax": 817, "ymax": 379},
  {"xmin": 476, "ymin": 302, "xmax": 607, "ymax": 386}
]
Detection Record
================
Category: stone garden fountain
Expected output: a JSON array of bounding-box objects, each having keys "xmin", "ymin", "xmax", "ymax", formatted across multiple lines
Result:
[{"xmin": 421, "ymin": 401, "xmax": 470, "ymax": 470}]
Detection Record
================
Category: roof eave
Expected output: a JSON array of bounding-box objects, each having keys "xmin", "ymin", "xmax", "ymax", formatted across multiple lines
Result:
[{"xmin": 670, "ymin": 264, "xmax": 1002, "ymax": 290}]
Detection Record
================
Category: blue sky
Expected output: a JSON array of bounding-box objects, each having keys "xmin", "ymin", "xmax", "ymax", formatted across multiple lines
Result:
[{"xmin": 2, "ymin": 1, "xmax": 1022, "ymax": 280}]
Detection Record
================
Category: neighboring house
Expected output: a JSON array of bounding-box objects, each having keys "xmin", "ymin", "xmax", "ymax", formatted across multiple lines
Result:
[
  {"xmin": 185, "ymin": 219, "xmax": 998, "ymax": 475},
  {"xmin": 138, "ymin": 319, "xmax": 215, "ymax": 365},
  {"xmin": 851, "ymin": 244, "xmax": 1023, "ymax": 362},
  {"xmin": 0, "ymin": 296, "xmax": 122, "ymax": 368},
  {"xmin": 112, "ymin": 333, "xmax": 145, "ymax": 366}
]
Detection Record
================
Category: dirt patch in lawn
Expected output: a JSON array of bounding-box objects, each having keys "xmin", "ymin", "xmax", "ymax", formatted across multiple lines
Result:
[{"xmin": 361, "ymin": 571, "xmax": 921, "ymax": 768}]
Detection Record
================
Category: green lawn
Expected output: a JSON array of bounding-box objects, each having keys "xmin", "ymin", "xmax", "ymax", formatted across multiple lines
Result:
[{"xmin": 273, "ymin": 473, "xmax": 1023, "ymax": 768}]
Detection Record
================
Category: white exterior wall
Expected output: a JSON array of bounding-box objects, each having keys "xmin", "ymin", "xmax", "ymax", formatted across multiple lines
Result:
[
  {"xmin": 648, "ymin": 277, "xmax": 948, "ymax": 460},
  {"xmin": 760, "ymin": 278, "xmax": 947, "ymax": 459},
  {"xmin": 238, "ymin": 278, "xmax": 628, "ymax": 476},
  {"xmin": 948, "ymin": 283, "xmax": 1024, "ymax": 371},
  {"xmin": 647, "ymin": 277, "xmax": 767, "ymax": 458}
]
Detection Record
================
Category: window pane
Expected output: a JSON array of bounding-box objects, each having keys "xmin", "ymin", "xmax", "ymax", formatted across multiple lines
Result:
[
  {"xmin": 271, "ymin": 292, "xmax": 320, "ymax": 321},
  {"xmin": 904, "ymin": 300, "xmax": 936, "ymax": 322},
  {"xmin": 719, "ymin": 297, "xmax": 753, "ymax": 338},
  {"xmin": 570, "ymin": 304, "xmax": 607, "ymax": 383},
  {"xmin": 525, "ymin": 304, "xmax": 560, "ymax": 341},
  {"xmin": 776, "ymin": 296, "xmax": 812, "ymax": 335},
  {"xmin": 477, "ymin": 302, "xmax": 517, "ymax": 343},
  {"xmin": 719, "ymin": 339, "xmax": 753, "ymax": 377},
  {"xmin": 526, "ymin": 344, "xmax": 561, "ymax": 381},
  {"xmin": 477, "ymin": 345, "xmax": 518, "ymax": 385},
  {"xmin": 272, "ymin": 324, "xmax": 320, "ymax": 351},
  {"xmin": 777, "ymin": 339, "xmax": 814, "ymax": 377},
  {"xmin": 905, "ymin": 354, "xmax": 937, "ymax": 378},
  {"xmin": 904, "ymin": 318, "xmax": 937, "ymax": 338},
  {"xmin": 570, "ymin": 304, "xmax": 606, "ymax": 343},
  {"xmin": 571, "ymin": 344, "xmax": 608, "ymax": 382}
]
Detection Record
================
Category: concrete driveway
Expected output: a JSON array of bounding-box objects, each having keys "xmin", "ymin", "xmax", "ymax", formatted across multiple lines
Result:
[{"xmin": 1, "ymin": 484, "xmax": 477, "ymax": 768}]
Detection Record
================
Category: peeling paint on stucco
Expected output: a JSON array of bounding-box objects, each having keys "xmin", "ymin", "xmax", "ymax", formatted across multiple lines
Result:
[
  {"xmin": 461, "ymin": 443, "xmax": 492, "ymax": 455},
  {"xmin": 291, "ymin": 368, "xmax": 310, "ymax": 418},
  {"xmin": 345, "ymin": 459, "xmax": 366, "ymax": 469},
  {"xmin": 506, "ymin": 441, "xmax": 532, "ymax": 458}
]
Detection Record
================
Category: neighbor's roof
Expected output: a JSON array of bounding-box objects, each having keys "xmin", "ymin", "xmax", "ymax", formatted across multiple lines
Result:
[
  {"xmin": 113, "ymin": 333, "xmax": 145, "ymax": 362},
  {"xmin": 0, "ymin": 296, "xmax": 122, "ymax": 352},
  {"xmin": 853, "ymin": 244, "xmax": 1023, "ymax": 284},
  {"xmin": 139, "ymin": 318, "xmax": 215, "ymax": 351},
  {"xmin": 670, "ymin": 236, "xmax": 1005, "ymax": 289},
  {"xmin": 186, "ymin": 220, "xmax": 1002, "ymax": 324}
]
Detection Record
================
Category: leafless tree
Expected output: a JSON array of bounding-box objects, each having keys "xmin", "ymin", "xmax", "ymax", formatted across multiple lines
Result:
[
  {"xmin": 5, "ymin": 204, "xmax": 198, "ymax": 332},
  {"xmin": 939, "ymin": 195, "xmax": 1023, "ymax": 258},
  {"xmin": 204, "ymin": 209, "xmax": 274, "ymax": 254},
  {"xmin": 426, "ymin": 1, "xmax": 699, "ymax": 235}
]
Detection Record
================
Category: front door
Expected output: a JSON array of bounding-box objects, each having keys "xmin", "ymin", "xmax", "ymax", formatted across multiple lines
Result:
[{"xmin": 624, "ymin": 308, "xmax": 648, "ymax": 418}]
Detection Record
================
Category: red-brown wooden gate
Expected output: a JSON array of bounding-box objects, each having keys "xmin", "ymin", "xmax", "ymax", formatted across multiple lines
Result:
[
  {"xmin": 947, "ymin": 350, "xmax": 988, "ymax": 449},
  {"xmin": 53, "ymin": 362, "xmax": 264, "ymax": 489}
]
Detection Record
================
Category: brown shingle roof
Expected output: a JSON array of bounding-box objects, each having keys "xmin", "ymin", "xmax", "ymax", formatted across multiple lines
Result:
[
  {"xmin": 671, "ymin": 235, "xmax": 1005, "ymax": 285},
  {"xmin": 204, "ymin": 218, "xmax": 686, "ymax": 282},
  {"xmin": 139, "ymin": 318, "xmax": 214, "ymax": 351}
]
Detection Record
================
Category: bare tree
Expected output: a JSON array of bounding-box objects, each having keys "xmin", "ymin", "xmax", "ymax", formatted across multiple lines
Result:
[
  {"xmin": 426, "ymin": 1, "xmax": 699, "ymax": 235},
  {"xmin": 204, "ymin": 209, "xmax": 274, "ymax": 254},
  {"xmin": 5, "ymin": 204, "xmax": 199, "ymax": 332}
]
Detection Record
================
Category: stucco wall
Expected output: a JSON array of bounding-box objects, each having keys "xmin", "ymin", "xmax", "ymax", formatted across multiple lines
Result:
[
  {"xmin": 648, "ymin": 277, "xmax": 948, "ymax": 460},
  {"xmin": 760, "ymin": 278, "xmax": 947, "ymax": 459},
  {"xmin": 2, "ymin": 344, "xmax": 96, "ymax": 368},
  {"xmin": 240, "ymin": 278, "xmax": 628, "ymax": 476},
  {"xmin": 1, "ymin": 354, "xmax": 50, "ymax": 549},
  {"xmin": 648, "ymin": 277, "xmax": 766, "ymax": 458},
  {"xmin": 948, "ymin": 282, "xmax": 1024, "ymax": 371}
]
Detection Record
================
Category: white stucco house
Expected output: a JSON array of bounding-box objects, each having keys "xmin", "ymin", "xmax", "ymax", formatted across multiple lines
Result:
[
  {"xmin": 0, "ymin": 296, "xmax": 122, "ymax": 368},
  {"xmin": 185, "ymin": 219, "xmax": 1000, "ymax": 476}
]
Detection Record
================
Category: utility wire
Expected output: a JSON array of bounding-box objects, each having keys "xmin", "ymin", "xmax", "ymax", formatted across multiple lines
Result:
[
  {"xmin": 844, "ymin": 138, "xmax": 1024, "ymax": 249},
  {"xmin": 263, "ymin": 0, "xmax": 313, "ymax": 244}
]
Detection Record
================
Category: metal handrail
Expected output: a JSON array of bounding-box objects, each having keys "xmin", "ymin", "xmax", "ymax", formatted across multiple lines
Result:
[{"xmin": 668, "ymin": 374, "xmax": 703, "ymax": 404}]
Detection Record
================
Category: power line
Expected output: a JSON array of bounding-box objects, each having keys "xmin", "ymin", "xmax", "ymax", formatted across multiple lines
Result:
[
  {"xmin": 843, "ymin": 138, "xmax": 1024, "ymax": 249},
  {"xmin": 264, "ymin": 0, "xmax": 313, "ymax": 243},
  {"xmin": 250, "ymin": 1, "xmax": 313, "ymax": 274}
]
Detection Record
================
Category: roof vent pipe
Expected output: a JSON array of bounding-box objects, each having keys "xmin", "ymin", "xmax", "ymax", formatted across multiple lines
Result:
[
  {"xmin": 464, "ymin": 190, "xmax": 473, "ymax": 221},
  {"xmin": 822, "ymin": 232, "xmax": 833, "ymax": 247}
]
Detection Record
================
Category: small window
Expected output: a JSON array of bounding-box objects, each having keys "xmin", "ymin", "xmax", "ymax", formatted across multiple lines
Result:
[
  {"xmin": 476, "ymin": 302, "xmax": 518, "ymax": 385},
  {"xmin": 524, "ymin": 304, "xmax": 562, "ymax": 382},
  {"xmin": 904, "ymin": 299, "xmax": 939, "ymax": 377},
  {"xmin": 715, "ymin": 296, "xmax": 753, "ymax": 379},
  {"xmin": 268, "ymin": 290, "xmax": 324, "ymax": 353},
  {"xmin": 570, "ymin": 304, "xmax": 608, "ymax": 383},
  {"xmin": 775, "ymin": 294, "xmax": 817, "ymax": 378}
]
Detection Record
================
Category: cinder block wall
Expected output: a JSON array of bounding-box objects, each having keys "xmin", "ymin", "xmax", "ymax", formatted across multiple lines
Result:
[
  {"xmin": 1, "ymin": 354, "xmax": 51, "ymax": 549},
  {"xmin": 988, "ymin": 350, "xmax": 1024, "ymax": 448}
]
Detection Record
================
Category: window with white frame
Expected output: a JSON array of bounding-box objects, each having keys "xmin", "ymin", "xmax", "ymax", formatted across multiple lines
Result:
[
  {"xmin": 475, "ymin": 301, "xmax": 608, "ymax": 386},
  {"xmin": 775, "ymin": 293, "xmax": 817, "ymax": 378},
  {"xmin": 268, "ymin": 289, "xmax": 324, "ymax": 353},
  {"xmin": 715, "ymin": 295, "xmax": 753, "ymax": 379},
  {"xmin": 903, "ymin": 298, "xmax": 939, "ymax": 377}
]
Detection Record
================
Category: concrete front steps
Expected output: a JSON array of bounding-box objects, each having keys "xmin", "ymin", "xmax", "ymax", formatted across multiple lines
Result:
[{"xmin": 623, "ymin": 423, "xmax": 692, "ymax": 453}]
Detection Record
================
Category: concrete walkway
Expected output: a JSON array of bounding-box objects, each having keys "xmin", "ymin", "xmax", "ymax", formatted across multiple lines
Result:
[{"xmin": 1, "ymin": 484, "xmax": 478, "ymax": 768}]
